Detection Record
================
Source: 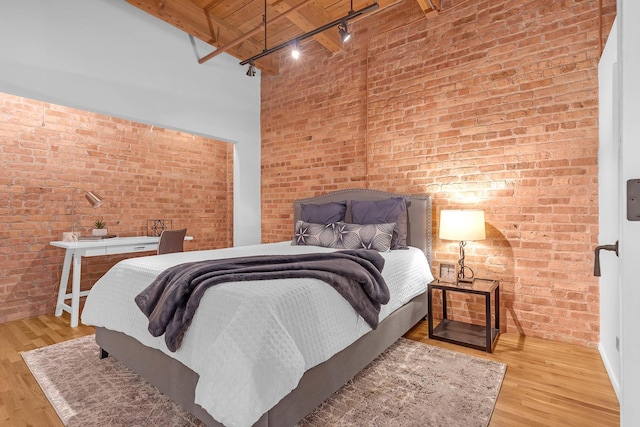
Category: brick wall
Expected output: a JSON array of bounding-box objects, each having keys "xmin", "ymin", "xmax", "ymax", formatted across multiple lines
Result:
[
  {"xmin": 0, "ymin": 93, "xmax": 233, "ymax": 323},
  {"xmin": 261, "ymin": 0, "xmax": 617, "ymax": 347}
]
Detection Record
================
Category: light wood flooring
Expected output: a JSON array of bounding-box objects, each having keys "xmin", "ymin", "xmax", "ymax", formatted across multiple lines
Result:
[
  {"xmin": 405, "ymin": 321, "xmax": 620, "ymax": 426},
  {"xmin": 0, "ymin": 314, "xmax": 620, "ymax": 426}
]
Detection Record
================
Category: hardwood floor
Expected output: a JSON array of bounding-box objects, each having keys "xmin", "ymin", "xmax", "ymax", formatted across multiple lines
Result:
[
  {"xmin": 405, "ymin": 321, "xmax": 620, "ymax": 426},
  {"xmin": 0, "ymin": 315, "xmax": 93, "ymax": 427},
  {"xmin": 0, "ymin": 315, "xmax": 619, "ymax": 426}
]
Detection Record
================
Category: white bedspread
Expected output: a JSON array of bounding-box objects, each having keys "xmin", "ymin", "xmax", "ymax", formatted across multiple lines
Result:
[{"xmin": 81, "ymin": 242, "xmax": 433, "ymax": 427}]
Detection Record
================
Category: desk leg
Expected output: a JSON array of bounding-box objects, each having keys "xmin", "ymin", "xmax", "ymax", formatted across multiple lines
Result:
[
  {"xmin": 70, "ymin": 253, "xmax": 82, "ymax": 327},
  {"xmin": 55, "ymin": 250, "xmax": 73, "ymax": 317}
]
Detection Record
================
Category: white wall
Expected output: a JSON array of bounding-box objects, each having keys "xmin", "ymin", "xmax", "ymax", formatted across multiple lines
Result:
[
  {"xmin": 619, "ymin": 0, "xmax": 640, "ymax": 424},
  {"xmin": 0, "ymin": 0, "xmax": 261, "ymax": 246}
]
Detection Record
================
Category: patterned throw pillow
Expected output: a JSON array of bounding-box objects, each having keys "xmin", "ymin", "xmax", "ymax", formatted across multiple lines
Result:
[
  {"xmin": 334, "ymin": 222, "xmax": 395, "ymax": 252},
  {"xmin": 293, "ymin": 220, "xmax": 338, "ymax": 248}
]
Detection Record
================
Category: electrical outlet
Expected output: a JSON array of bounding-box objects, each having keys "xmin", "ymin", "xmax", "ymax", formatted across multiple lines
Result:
[{"xmin": 616, "ymin": 336, "xmax": 620, "ymax": 351}]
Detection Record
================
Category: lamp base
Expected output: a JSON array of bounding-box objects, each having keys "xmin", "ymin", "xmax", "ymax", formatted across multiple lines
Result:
[
  {"xmin": 457, "ymin": 240, "xmax": 475, "ymax": 284},
  {"xmin": 457, "ymin": 277, "xmax": 474, "ymax": 285}
]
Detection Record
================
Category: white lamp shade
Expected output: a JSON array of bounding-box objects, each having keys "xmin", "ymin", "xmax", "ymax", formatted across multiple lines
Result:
[{"xmin": 439, "ymin": 210, "xmax": 486, "ymax": 241}]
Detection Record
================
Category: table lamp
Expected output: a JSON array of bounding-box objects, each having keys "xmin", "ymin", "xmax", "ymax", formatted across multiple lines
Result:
[{"xmin": 439, "ymin": 209, "xmax": 486, "ymax": 284}]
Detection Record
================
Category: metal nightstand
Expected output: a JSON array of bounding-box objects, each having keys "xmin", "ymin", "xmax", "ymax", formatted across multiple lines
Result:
[{"xmin": 428, "ymin": 278, "xmax": 500, "ymax": 353}]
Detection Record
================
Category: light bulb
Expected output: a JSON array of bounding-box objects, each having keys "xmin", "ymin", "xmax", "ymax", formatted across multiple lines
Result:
[{"xmin": 291, "ymin": 40, "xmax": 300, "ymax": 59}]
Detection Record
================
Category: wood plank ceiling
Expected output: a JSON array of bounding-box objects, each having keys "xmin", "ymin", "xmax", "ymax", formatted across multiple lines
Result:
[{"xmin": 126, "ymin": 0, "xmax": 440, "ymax": 75}]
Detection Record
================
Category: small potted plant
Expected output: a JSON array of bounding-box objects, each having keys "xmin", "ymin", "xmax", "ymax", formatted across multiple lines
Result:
[{"xmin": 92, "ymin": 219, "xmax": 108, "ymax": 236}]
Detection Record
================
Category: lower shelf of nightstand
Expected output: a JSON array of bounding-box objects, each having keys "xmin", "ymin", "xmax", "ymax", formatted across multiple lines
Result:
[{"xmin": 432, "ymin": 319, "xmax": 499, "ymax": 352}]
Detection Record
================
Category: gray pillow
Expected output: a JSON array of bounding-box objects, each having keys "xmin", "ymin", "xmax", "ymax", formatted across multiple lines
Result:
[
  {"xmin": 293, "ymin": 220, "xmax": 338, "ymax": 248},
  {"xmin": 301, "ymin": 201, "xmax": 347, "ymax": 224},
  {"xmin": 334, "ymin": 222, "xmax": 395, "ymax": 252},
  {"xmin": 351, "ymin": 197, "xmax": 408, "ymax": 249}
]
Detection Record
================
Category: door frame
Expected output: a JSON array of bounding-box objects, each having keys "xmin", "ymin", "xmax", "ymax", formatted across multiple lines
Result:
[{"xmin": 618, "ymin": 0, "xmax": 640, "ymax": 424}]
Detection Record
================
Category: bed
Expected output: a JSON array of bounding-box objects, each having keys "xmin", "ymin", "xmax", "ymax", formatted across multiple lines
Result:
[{"xmin": 81, "ymin": 188, "xmax": 433, "ymax": 427}]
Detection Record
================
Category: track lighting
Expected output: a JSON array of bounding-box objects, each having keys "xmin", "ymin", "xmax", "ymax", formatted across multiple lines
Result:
[
  {"xmin": 239, "ymin": 1, "xmax": 379, "ymax": 68},
  {"xmin": 338, "ymin": 21, "xmax": 351, "ymax": 43},
  {"xmin": 246, "ymin": 60, "xmax": 256, "ymax": 77},
  {"xmin": 291, "ymin": 40, "xmax": 300, "ymax": 59}
]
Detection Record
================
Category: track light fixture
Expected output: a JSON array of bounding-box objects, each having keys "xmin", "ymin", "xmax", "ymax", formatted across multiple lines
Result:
[
  {"xmin": 246, "ymin": 60, "xmax": 256, "ymax": 77},
  {"xmin": 239, "ymin": 1, "xmax": 379, "ymax": 68},
  {"xmin": 291, "ymin": 40, "xmax": 301, "ymax": 59},
  {"xmin": 338, "ymin": 21, "xmax": 351, "ymax": 43}
]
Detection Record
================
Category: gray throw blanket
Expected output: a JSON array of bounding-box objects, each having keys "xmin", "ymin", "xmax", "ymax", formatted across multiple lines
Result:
[{"xmin": 135, "ymin": 250, "xmax": 390, "ymax": 352}]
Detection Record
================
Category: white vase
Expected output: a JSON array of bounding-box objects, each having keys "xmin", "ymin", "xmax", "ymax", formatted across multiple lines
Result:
[{"xmin": 92, "ymin": 228, "xmax": 108, "ymax": 236}]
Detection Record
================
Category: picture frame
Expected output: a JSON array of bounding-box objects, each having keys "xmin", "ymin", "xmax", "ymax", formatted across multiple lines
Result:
[
  {"xmin": 439, "ymin": 263, "xmax": 456, "ymax": 282},
  {"xmin": 147, "ymin": 219, "xmax": 172, "ymax": 237}
]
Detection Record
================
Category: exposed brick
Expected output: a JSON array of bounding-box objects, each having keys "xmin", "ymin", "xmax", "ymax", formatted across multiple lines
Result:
[
  {"xmin": 260, "ymin": 0, "xmax": 616, "ymax": 348},
  {"xmin": 0, "ymin": 93, "xmax": 233, "ymax": 323}
]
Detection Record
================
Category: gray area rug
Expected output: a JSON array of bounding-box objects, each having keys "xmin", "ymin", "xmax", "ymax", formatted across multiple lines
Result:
[{"xmin": 21, "ymin": 335, "xmax": 505, "ymax": 427}]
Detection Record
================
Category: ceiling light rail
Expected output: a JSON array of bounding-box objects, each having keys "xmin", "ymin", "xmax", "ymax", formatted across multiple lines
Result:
[
  {"xmin": 239, "ymin": 1, "xmax": 379, "ymax": 68},
  {"xmin": 197, "ymin": 0, "xmax": 317, "ymax": 65}
]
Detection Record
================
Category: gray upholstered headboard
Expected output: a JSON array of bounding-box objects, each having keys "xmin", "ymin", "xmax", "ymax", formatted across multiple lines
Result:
[{"xmin": 293, "ymin": 189, "xmax": 432, "ymax": 266}]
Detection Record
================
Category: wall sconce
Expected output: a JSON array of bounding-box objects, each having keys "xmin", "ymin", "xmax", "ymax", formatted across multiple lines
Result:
[{"xmin": 439, "ymin": 209, "xmax": 486, "ymax": 284}]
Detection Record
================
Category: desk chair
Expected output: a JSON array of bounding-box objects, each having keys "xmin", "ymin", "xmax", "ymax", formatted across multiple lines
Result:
[{"xmin": 157, "ymin": 228, "xmax": 187, "ymax": 255}]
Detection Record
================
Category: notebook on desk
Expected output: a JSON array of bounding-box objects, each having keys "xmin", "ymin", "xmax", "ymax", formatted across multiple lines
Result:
[{"xmin": 78, "ymin": 235, "xmax": 117, "ymax": 241}]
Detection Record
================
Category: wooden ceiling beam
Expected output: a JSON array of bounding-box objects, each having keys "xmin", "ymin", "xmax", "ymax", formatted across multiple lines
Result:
[
  {"xmin": 126, "ymin": 0, "xmax": 279, "ymax": 74},
  {"xmin": 125, "ymin": 0, "xmax": 421, "ymax": 76},
  {"xmin": 127, "ymin": 0, "xmax": 213, "ymax": 42},
  {"xmin": 415, "ymin": 0, "xmax": 440, "ymax": 18},
  {"xmin": 267, "ymin": 0, "xmax": 343, "ymax": 54},
  {"xmin": 198, "ymin": 0, "xmax": 317, "ymax": 64}
]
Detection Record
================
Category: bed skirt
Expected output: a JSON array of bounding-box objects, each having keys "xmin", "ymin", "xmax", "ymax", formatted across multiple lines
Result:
[{"xmin": 96, "ymin": 291, "xmax": 428, "ymax": 427}]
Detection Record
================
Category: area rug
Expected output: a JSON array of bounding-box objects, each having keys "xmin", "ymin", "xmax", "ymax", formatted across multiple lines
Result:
[{"xmin": 21, "ymin": 335, "xmax": 505, "ymax": 427}]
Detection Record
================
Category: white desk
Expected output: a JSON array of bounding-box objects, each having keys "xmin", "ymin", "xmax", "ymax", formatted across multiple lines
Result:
[{"xmin": 50, "ymin": 236, "xmax": 192, "ymax": 327}]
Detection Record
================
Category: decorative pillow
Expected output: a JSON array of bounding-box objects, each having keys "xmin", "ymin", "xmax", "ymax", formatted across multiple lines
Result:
[
  {"xmin": 301, "ymin": 201, "xmax": 347, "ymax": 224},
  {"xmin": 351, "ymin": 197, "xmax": 408, "ymax": 249},
  {"xmin": 293, "ymin": 220, "xmax": 338, "ymax": 248},
  {"xmin": 334, "ymin": 222, "xmax": 395, "ymax": 252}
]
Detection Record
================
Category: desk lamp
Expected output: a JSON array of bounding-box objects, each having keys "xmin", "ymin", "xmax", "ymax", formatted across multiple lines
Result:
[{"xmin": 71, "ymin": 189, "xmax": 104, "ymax": 233}]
